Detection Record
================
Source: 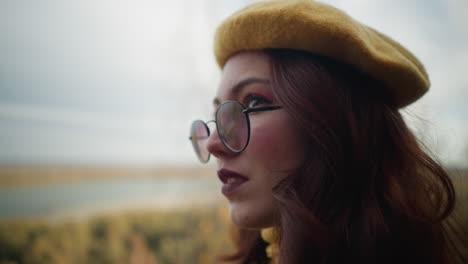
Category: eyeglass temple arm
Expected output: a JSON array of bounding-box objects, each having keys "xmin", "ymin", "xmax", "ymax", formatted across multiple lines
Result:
[
  {"xmin": 243, "ymin": 105, "xmax": 282, "ymax": 114},
  {"xmin": 189, "ymin": 136, "xmax": 209, "ymax": 140}
]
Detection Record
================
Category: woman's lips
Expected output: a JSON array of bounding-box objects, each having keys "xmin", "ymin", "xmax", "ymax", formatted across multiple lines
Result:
[{"xmin": 218, "ymin": 169, "xmax": 249, "ymax": 196}]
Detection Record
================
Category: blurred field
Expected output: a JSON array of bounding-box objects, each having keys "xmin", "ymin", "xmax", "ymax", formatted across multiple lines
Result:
[
  {"xmin": 0, "ymin": 166, "xmax": 231, "ymax": 264},
  {"xmin": 0, "ymin": 206, "xmax": 233, "ymax": 264},
  {"xmin": 0, "ymin": 168, "xmax": 466, "ymax": 264}
]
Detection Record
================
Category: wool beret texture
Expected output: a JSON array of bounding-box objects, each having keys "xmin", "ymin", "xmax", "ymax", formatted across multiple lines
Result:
[{"xmin": 214, "ymin": 0, "xmax": 430, "ymax": 107}]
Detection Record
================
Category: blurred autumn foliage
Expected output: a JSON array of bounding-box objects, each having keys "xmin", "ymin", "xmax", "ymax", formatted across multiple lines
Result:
[
  {"xmin": 0, "ymin": 170, "xmax": 466, "ymax": 264},
  {"xmin": 0, "ymin": 206, "xmax": 232, "ymax": 264}
]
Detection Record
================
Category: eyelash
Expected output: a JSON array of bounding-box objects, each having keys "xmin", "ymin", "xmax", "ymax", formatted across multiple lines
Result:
[{"xmin": 244, "ymin": 94, "xmax": 272, "ymax": 108}]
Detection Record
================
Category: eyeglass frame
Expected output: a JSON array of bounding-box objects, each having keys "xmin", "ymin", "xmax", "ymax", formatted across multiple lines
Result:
[{"xmin": 189, "ymin": 100, "xmax": 282, "ymax": 163}]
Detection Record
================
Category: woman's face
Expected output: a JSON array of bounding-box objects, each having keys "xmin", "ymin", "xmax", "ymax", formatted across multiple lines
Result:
[{"xmin": 206, "ymin": 51, "xmax": 305, "ymax": 229}]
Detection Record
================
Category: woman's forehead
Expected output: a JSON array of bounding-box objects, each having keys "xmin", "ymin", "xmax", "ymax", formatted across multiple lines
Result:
[{"xmin": 216, "ymin": 51, "xmax": 271, "ymax": 97}]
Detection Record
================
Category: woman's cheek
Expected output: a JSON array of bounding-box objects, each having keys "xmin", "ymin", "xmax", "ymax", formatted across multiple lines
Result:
[{"xmin": 248, "ymin": 117, "xmax": 304, "ymax": 172}]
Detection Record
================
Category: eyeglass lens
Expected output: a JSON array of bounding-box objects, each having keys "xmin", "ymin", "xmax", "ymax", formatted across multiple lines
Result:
[
  {"xmin": 217, "ymin": 101, "xmax": 249, "ymax": 152},
  {"xmin": 190, "ymin": 101, "xmax": 250, "ymax": 162},
  {"xmin": 190, "ymin": 120, "xmax": 210, "ymax": 163}
]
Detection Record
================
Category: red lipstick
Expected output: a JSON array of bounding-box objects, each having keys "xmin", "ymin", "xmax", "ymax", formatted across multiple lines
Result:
[{"xmin": 218, "ymin": 169, "xmax": 249, "ymax": 196}]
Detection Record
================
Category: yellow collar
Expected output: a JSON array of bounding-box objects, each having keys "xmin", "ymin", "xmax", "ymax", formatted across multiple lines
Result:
[{"xmin": 261, "ymin": 227, "xmax": 280, "ymax": 263}]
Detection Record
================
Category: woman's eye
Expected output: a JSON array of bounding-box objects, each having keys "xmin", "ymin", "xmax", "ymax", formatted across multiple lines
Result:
[{"xmin": 245, "ymin": 94, "xmax": 272, "ymax": 108}]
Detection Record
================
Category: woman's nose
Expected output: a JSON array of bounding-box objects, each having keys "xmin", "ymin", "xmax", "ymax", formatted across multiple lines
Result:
[{"xmin": 206, "ymin": 127, "xmax": 232, "ymax": 160}]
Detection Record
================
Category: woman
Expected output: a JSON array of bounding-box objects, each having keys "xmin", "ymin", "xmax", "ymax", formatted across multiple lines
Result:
[{"xmin": 189, "ymin": 0, "xmax": 466, "ymax": 263}]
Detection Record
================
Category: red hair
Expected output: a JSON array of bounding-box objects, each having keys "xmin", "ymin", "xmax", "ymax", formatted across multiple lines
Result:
[{"xmin": 219, "ymin": 49, "xmax": 466, "ymax": 264}]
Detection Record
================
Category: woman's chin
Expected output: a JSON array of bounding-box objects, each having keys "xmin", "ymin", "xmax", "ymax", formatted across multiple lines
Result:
[{"xmin": 229, "ymin": 202, "xmax": 276, "ymax": 230}]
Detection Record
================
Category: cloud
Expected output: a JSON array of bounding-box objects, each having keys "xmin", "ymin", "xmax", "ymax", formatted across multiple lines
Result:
[
  {"xmin": 0, "ymin": 101, "xmax": 197, "ymax": 165},
  {"xmin": 0, "ymin": 102, "xmax": 144, "ymax": 131}
]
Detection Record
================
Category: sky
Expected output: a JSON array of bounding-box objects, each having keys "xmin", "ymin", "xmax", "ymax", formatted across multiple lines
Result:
[{"xmin": 0, "ymin": 0, "xmax": 467, "ymax": 167}]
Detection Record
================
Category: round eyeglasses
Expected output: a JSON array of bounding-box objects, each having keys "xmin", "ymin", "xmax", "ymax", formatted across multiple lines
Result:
[{"xmin": 189, "ymin": 100, "xmax": 282, "ymax": 163}]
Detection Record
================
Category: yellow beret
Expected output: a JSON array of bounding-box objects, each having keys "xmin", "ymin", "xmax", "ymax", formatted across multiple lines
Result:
[{"xmin": 214, "ymin": 0, "xmax": 430, "ymax": 107}]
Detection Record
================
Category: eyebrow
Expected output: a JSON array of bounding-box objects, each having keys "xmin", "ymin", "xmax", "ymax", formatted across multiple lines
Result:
[{"xmin": 213, "ymin": 77, "xmax": 270, "ymax": 106}]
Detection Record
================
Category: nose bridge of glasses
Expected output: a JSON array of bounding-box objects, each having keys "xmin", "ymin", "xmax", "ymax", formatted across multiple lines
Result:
[
  {"xmin": 205, "ymin": 119, "xmax": 227, "ymax": 155},
  {"xmin": 201, "ymin": 120, "xmax": 218, "ymax": 141},
  {"xmin": 205, "ymin": 120, "xmax": 216, "ymax": 132}
]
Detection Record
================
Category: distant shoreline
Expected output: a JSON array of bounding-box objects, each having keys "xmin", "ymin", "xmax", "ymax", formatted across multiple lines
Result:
[
  {"xmin": 0, "ymin": 166, "xmax": 217, "ymax": 187},
  {"xmin": 1, "ymin": 165, "xmax": 466, "ymax": 187}
]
